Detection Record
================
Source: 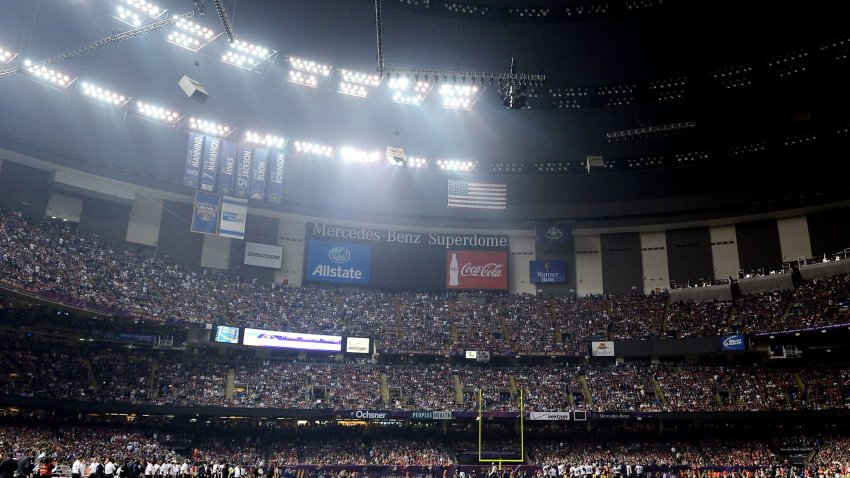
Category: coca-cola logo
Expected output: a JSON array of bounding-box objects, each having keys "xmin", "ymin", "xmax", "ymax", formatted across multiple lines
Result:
[{"xmin": 460, "ymin": 262, "xmax": 504, "ymax": 277}]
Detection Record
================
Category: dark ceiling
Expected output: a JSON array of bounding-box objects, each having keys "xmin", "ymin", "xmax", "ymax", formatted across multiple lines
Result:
[{"xmin": 0, "ymin": 0, "xmax": 848, "ymax": 224}]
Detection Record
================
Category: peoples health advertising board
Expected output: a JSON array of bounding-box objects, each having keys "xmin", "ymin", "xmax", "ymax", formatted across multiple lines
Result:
[
  {"xmin": 243, "ymin": 328, "xmax": 342, "ymax": 352},
  {"xmin": 529, "ymin": 260, "xmax": 567, "ymax": 283},
  {"xmin": 446, "ymin": 250, "xmax": 508, "ymax": 290},
  {"xmin": 306, "ymin": 240, "xmax": 372, "ymax": 285}
]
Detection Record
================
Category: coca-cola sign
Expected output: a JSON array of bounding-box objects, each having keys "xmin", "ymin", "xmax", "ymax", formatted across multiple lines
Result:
[{"xmin": 447, "ymin": 250, "xmax": 508, "ymax": 290}]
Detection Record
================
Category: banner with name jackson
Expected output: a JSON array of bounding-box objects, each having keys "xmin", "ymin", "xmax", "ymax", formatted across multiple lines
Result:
[
  {"xmin": 200, "ymin": 135, "xmax": 221, "ymax": 192},
  {"xmin": 266, "ymin": 151, "xmax": 285, "ymax": 204},
  {"xmin": 249, "ymin": 148, "xmax": 268, "ymax": 201},
  {"xmin": 219, "ymin": 195, "xmax": 247, "ymax": 240},
  {"xmin": 190, "ymin": 190, "xmax": 221, "ymax": 235},
  {"xmin": 244, "ymin": 241, "xmax": 283, "ymax": 269},
  {"xmin": 183, "ymin": 133, "xmax": 204, "ymax": 189},
  {"xmin": 217, "ymin": 140, "xmax": 238, "ymax": 196},
  {"xmin": 234, "ymin": 146, "xmax": 253, "ymax": 199}
]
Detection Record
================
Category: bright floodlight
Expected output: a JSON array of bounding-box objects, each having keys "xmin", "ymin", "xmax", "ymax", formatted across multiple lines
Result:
[
  {"xmin": 167, "ymin": 18, "xmax": 217, "ymax": 52},
  {"xmin": 288, "ymin": 70, "xmax": 318, "ymax": 88},
  {"xmin": 187, "ymin": 117, "xmax": 232, "ymax": 137},
  {"xmin": 388, "ymin": 77, "xmax": 432, "ymax": 105},
  {"xmin": 0, "ymin": 47, "xmax": 18, "ymax": 64},
  {"xmin": 245, "ymin": 130, "xmax": 286, "ymax": 149},
  {"xmin": 338, "ymin": 81, "xmax": 369, "ymax": 98},
  {"xmin": 221, "ymin": 40, "xmax": 276, "ymax": 71},
  {"xmin": 439, "ymin": 84, "xmax": 482, "ymax": 109},
  {"xmin": 293, "ymin": 141, "xmax": 334, "ymax": 158},
  {"xmin": 22, "ymin": 60, "xmax": 76, "ymax": 88},
  {"xmin": 406, "ymin": 157, "xmax": 430, "ymax": 169},
  {"xmin": 338, "ymin": 147, "xmax": 380, "ymax": 163},
  {"xmin": 121, "ymin": 0, "xmax": 163, "ymax": 18},
  {"xmin": 339, "ymin": 69, "xmax": 381, "ymax": 87},
  {"xmin": 80, "ymin": 81, "xmax": 131, "ymax": 107},
  {"xmin": 135, "ymin": 101, "xmax": 181, "ymax": 124},
  {"xmin": 436, "ymin": 159, "xmax": 477, "ymax": 172},
  {"xmin": 289, "ymin": 56, "xmax": 331, "ymax": 76}
]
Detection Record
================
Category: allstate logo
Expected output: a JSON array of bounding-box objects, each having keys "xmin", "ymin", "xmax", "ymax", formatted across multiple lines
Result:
[
  {"xmin": 328, "ymin": 246, "xmax": 351, "ymax": 264},
  {"xmin": 545, "ymin": 227, "xmax": 564, "ymax": 240}
]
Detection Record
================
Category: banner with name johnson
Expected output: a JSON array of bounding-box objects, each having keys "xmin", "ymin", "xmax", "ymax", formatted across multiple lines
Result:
[{"xmin": 446, "ymin": 250, "xmax": 508, "ymax": 290}]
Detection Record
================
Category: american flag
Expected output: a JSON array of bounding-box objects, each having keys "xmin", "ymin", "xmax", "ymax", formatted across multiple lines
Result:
[{"xmin": 447, "ymin": 179, "xmax": 507, "ymax": 210}]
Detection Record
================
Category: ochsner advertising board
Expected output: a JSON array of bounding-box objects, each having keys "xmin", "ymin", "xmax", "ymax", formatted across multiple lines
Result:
[
  {"xmin": 447, "ymin": 250, "xmax": 508, "ymax": 290},
  {"xmin": 306, "ymin": 240, "xmax": 371, "ymax": 285}
]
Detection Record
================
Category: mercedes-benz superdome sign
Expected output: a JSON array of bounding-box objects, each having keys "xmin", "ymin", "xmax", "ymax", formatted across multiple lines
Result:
[{"xmin": 304, "ymin": 223, "xmax": 509, "ymax": 290}]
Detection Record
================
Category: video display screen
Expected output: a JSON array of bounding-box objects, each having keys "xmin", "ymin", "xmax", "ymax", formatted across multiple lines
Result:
[
  {"xmin": 242, "ymin": 328, "xmax": 342, "ymax": 352},
  {"xmin": 213, "ymin": 325, "xmax": 240, "ymax": 344}
]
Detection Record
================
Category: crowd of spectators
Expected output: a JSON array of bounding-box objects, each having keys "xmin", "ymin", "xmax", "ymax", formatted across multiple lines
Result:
[
  {"xmin": 385, "ymin": 365, "xmax": 457, "ymax": 410},
  {"xmin": 814, "ymin": 436, "xmax": 850, "ymax": 467},
  {"xmin": 653, "ymin": 366, "xmax": 727, "ymax": 412},
  {"xmin": 368, "ymin": 440, "xmax": 453, "ymax": 466},
  {"xmin": 725, "ymin": 368, "xmax": 799, "ymax": 412},
  {"xmin": 2, "ymin": 209, "xmax": 850, "ymax": 358},
  {"xmin": 532, "ymin": 440, "xmax": 698, "ymax": 467},
  {"xmin": 513, "ymin": 367, "xmax": 585, "ymax": 411},
  {"xmin": 585, "ymin": 365, "xmax": 662, "ymax": 412}
]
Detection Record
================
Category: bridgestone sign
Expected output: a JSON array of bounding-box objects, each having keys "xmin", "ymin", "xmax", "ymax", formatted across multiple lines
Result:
[{"xmin": 244, "ymin": 242, "xmax": 283, "ymax": 269}]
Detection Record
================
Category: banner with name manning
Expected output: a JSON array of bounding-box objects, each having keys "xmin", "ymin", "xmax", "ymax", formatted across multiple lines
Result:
[
  {"xmin": 200, "ymin": 136, "xmax": 221, "ymax": 192},
  {"xmin": 217, "ymin": 140, "xmax": 237, "ymax": 196},
  {"xmin": 249, "ymin": 148, "xmax": 268, "ymax": 201},
  {"xmin": 183, "ymin": 133, "xmax": 204, "ymax": 189},
  {"xmin": 267, "ymin": 151, "xmax": 285, "ymax": 204},
  {"xmin": 219, "ymin": 195, "xmax": 248, "ymax": 239},
  {"xmin": 234, "ymin": 146, "xmax": 253, "ymax": 199},
  {"xmin": 190, "ymin": 190, "xmax": 221, "ymax": 235}
]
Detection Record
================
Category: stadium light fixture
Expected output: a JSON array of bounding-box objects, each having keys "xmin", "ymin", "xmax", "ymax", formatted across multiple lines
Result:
[
  {"xmin": 388, "ymin": 77, "xmax": 432, "ymax": 106},
  {"xmin": 338, "ymin": 81, "xmax": 370, "ymax": 98},
  {"xmin": 436, "ymin": 159, "xmax": 477, "ymax": 172},
  {"xmin": 289, "ymin": 56, "xmax": 331, "ymax": 76},
  {"xmin": 292, "ymin": 141, "xmax": 334, "ymax": 158},
  {"xmin": 339, "ymin": 69, "xmax": 381, "ymax": 87},
  {"xmin": 405, "ymin": 156, "xmax": 430, "ymax": 169},
  {"xmin": 221, "ymin": 40, "xmax": 277, "ymax": 71},
  {"xmin": 0, "ymin": 47, "xmax": 18, "ymax": 64},
  {"xmin": 135, "ymin": 100, "xmax": 182, "ymax": 125},
  {"xmin": 245, "ymin": 130, "xmax": 286, "ymax": 149},
  {"xmin": 288, "ymin": 70, "xmax": 319, "ymax": 88},
  {"xmin": 114, "ymin": 0, "xmax": 165, "ymax": 27},
  {"xmin": 80, "ymin": 81, "xmax": 131, "ymax": 107},
  {"xmin": 187, "ymin": 117, "xmax": 232, "ymax": 137},
  {"xmin": 338, "ymin": 147, "xmax": 380, "ymax": 163},
  {"xmin": 439, "ymin": 84, "xmax": 483, "ymax": 109},
  {"xmin": 22, "ymin": 60, "xmax": 76, "ymax": 88},
  {"xmin": 166, "ymin": 17, "xmax": 218, "ymax": 52}
]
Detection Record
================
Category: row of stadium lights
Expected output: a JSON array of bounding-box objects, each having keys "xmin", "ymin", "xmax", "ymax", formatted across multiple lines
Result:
[{"xmin": 8, "ymin": 45, "xmax": 476, "ymax": 173}]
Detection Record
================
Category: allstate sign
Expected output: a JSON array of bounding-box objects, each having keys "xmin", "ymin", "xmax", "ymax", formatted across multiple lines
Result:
[
  {"xmin": 306, "ymin": 240, "xmax": 371, "ymax": 285},
  {"xmin": 720, "ymin": 334, "xmax": 746, "ymax": 351}
]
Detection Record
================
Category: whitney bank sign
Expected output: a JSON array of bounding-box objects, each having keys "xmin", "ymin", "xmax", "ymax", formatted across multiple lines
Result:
[{"xmin": 310, "ymin": 223, "xmax": 509, "ymax": 249}]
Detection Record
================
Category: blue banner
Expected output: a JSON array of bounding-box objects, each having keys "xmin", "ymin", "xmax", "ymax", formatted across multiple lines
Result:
[
  {"xmin": 306, "ymin": 240, "xmax": 371, "ymax": 285},
  {"xmin": 250, "ymin": 148, "xmax": 269, "ymax": 201},
  {"xmin": 217, "ymin": 140, "xmax": 237, "ymax": 196},
  {"xmin": 720, "ymin": 335, "xmax": 746, "ymax": 351},
  {"xmin": 190, "ymin": 190, "xmax": 221, "ymax": 235},
  {"xmin": 200, "ymin": 136, "xmax": 221, "ymax": 192},
  {"xmin": 267, "ymin": 151, "xmax": 285, "ymax": 204},
  {"xmin": 529, "ymin": 260, "xmax": 567, "ymax": 283},
  {"xmin": 183, "ymin": 133, "xmax": 204, "ymax": 189},
  {"xmin": 234, "ymin": 145, "xmax": 253, "ymax": 198},
  {"xmin": 219, "ymin": 195, "xmax": 247, "ymax": 240},
  {"xmin": 536, "ymin": 222, "xmax": 570, "ymax": 245}
]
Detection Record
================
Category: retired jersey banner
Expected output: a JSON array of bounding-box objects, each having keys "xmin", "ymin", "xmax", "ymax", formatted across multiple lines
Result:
[
  {"xmin": 183, "ymin": 133, "xmax": 204, "ymax": 189},
  {"xmin": 219, "ymin": 195, "xmax": 247, "ymax": 240},
  {"xmin": 446, "ymin": 250, "xmax": 508, "ymax": 290},
  {"xmin": 266, "ymin": 151, "xmax": 285, "ymax": 204},
  {"xmin": 591, "ymin": 341, "xmax": 615, "ymax": 357},
  {"xmin": 190, "ymin": 190, "xmax": 221, "ymax": 235},
  {"xmin": 249, "ymin": 148, "xmax": 268, "ymax": 201},
  {"xmin": 200, "ymin": 136, "xmax": 221, "ymax": 192},
  {"xmin": 234, "ymin": 146, "xmax": 253, "ymax": 198},
  {"xmin": 217, "ymin": 140, "xmax": 238, "ymax": 196}
]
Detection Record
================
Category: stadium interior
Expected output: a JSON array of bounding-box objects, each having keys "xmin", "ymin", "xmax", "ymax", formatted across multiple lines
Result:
[{"xmin": 1, "ymin": 0, "xmax": 850, "ymax": 478}]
